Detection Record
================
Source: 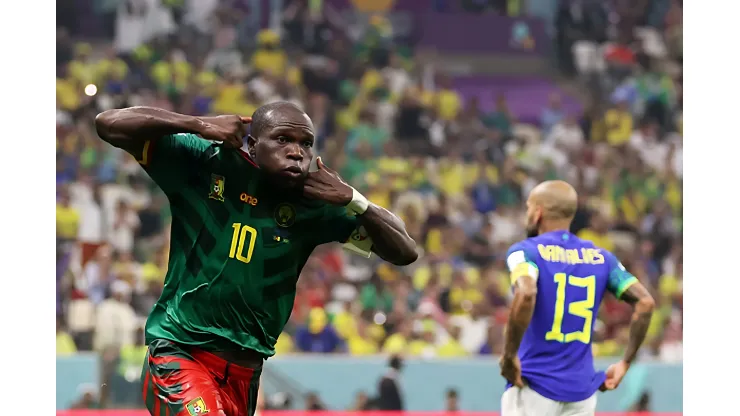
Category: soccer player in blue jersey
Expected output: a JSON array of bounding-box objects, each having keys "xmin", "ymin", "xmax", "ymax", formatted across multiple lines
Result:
[{"xmin": 500, "ymin": 181, "xmax": 655, "ymax": 416}]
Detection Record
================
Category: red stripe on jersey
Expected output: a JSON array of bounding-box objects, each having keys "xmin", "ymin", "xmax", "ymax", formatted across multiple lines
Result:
[{"xmin": 237, "ymin": 149, "xmax": 259, "ymax": 168}]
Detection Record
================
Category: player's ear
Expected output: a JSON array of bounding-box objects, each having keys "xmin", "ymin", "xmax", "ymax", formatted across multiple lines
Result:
[{"xmin": 247, "ymin": 135, "xmax": 257, "ymax": 157}]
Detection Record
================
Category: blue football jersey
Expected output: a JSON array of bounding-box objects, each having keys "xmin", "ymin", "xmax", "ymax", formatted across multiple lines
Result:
[{"xmin": 505, "ymin": 230, "xmax": 638, "ymax": 402}]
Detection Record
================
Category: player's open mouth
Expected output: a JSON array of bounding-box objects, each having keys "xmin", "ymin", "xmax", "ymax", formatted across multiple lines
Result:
[{"xmin": 281, "ymin": 166, "xmax": 304, "ymax": 177}]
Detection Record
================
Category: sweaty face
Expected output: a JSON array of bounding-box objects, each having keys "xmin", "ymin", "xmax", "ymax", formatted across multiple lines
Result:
[
  {"xmin": 249, "ymin": 112, "xmax": 315, "ymax": 187},
  {"xmin": 525, "ymin": 199, "xmax": 542, "ymax": 238}
]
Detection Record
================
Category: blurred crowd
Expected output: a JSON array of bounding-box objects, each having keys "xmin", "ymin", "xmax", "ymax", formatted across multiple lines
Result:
[{"xmin": 56, "ymin": 2, "xmax": 683, "ymax": 405}]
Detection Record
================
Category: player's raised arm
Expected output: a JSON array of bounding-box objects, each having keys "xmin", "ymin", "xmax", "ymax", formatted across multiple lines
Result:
[
  {"xmin": 303, "ymin": 157, "xmax": 418, "ymax": 266},
  {"xmin": 500, "ymin": 245, "xmax": 539, "ymax": 387},
  {"xmin": 602, "ymin": 255, "xmax": 656, "ymax": 390},
  {"xmin": 95, "ymin": 106, "xmax": 250, "ymax": 151}
]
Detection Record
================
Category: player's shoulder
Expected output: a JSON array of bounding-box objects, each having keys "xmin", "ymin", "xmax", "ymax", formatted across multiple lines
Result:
[
  {"xmin": 505, "ymin": 239, "xmax": 538, "ymax": 269},
  {"xmin": 506, "ymin": 234, "xmax": 545, "ymax": 256}
]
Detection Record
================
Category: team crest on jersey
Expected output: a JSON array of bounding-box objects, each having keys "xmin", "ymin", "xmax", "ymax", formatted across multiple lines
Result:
[
  {"xmin": 209, "ymin": 174, "xmax": 225, "ymax": 202},
  {"xmin": 274, "ymin": 203, "xmax": 296, "ymax": 228},
  {"xmin": 186, "ymin": 397, "xmax": 209, "ymax": 415}
]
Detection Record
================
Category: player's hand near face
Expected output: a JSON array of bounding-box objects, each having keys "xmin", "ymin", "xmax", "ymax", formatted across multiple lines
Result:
[
  {"xmin": 601, "ymin": 360, "xmax": 630, "ymax": 390},
  {"xmin": 197, "ymin": 115, "xmax": 252, "ymax": 148},
  {"xmin": 500, "ymin": 355, "xmax": 525, "ymax": 388},
  {"xmin": 302, "ymin": 157, "xmax": 354, "ymax": 205}
]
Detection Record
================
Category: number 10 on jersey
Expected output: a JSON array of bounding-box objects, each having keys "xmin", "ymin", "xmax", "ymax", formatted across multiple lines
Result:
[
  {"xmin": 546, "ymin": 273, "xmax": 596, "ymax": 344},
  {"xmin": 229, "ymin": 223, "xmax": 257, "ymax": 264}
]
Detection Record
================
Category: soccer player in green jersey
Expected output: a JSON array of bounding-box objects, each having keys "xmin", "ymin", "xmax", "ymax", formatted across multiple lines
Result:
[{"xmin": 95, "ymin": 102, "xmax": 418, "ymax": 416}]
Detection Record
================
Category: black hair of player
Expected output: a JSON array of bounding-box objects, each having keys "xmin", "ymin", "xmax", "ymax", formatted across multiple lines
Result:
[{"xmin": 249, "ymin": 101, "xmax": 304, "ymax": 140}]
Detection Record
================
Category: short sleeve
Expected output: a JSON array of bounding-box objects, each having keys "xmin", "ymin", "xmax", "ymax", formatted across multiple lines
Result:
[
  {"xmin": 314, "ymin": 205, "xmax": 371, "ymax": 257},
  {"xmin": 135, "ymin": 133, "xmax": 214, "ymax": 193},
  {"xmin": 506, "ymin": 242, "xmax": 539, "ymax": 284},
  {"xmin": 604, "ymin": 251, "xmax": 639, "ymax": 298}
]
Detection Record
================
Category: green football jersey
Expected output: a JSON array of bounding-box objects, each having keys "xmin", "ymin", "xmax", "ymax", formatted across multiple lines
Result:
[{"xmin": 130, "ymin": 133, "xmax": 363, "ymax": 357}]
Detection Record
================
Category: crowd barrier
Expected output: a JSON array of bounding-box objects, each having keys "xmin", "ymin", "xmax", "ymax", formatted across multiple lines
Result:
[{"xmin": 57, "ymin": 355, "xmax": 682, "ymax": 412}]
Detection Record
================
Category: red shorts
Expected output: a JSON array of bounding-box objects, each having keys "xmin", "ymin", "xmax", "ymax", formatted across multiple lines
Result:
[{"xmin": 141, "ymin": 339, "xmax": 262, "ymax": 416}]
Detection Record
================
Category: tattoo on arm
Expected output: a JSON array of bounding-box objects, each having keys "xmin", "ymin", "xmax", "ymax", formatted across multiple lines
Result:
[
  {"xmin": 504, "ymin": 276, "xmax": 537, "ymax": 357},
  {"xmin": 620, "ymin": 283, "xmax": 656, "ymax": 364}
]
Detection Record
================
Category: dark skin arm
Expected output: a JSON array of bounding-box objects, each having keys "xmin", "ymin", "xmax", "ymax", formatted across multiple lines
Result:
[
  {"xmin": 357, "ymin": 204, "xmax": 419, "ymax": 266},
  {"xmin": 303, "ymin": 158, "xmax": 418, "ymax": 266},
  {"xmin": 95, "ymin": 106, "xmax": 250, "ymax": 150},
  {"xmin": 500, "ymin": 275, "xmax": 537, "ymax": 387},
  {"xmin": 601, "ymin": 281, "xmax": 655, "ymax": 391}
]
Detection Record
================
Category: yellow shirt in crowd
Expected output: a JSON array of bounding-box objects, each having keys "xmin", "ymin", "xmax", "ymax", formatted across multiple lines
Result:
[
  {"xmin": 274, "ymin": 333, "xmax": 294, "ymax": 355},
  {"xmin": 333, "ymin": 311, "xmax": 357, "ymax": 340},
  {"xmin": 348, "ymin": 335, "xmax": 378, "ymax": 356},
  {"xmin": 251, "ymin": 49, "xmax": 287, "ymax": 76},
  {"xmin": 151, "ymin": 60, "xmax": 192, "ymax": 90},
  {"xmin": 577, "ymin": 229, "xmax": 615, "ymax": 252},
  {"xmin": 57, "ymin": 332, "xmax": 77, "ymax": 355},
  {"xmin": 437, "ymin": 339, "xmax": 468, "ymax": 357},
  {"xmin": 436, "ymin": 89, "xmax": 462, "ymax": 121},
  {"xmin": 448, "ymin": 287, "xmax": 484, "ymax": 315},
  {"xmin": 408, "ymin": 340, "xmax": 433, "ymax": 357},
  {"xmin": 57, "ymin": 78, "xmax": 80, "ymax": 111},
  {"xmin": 604, "ymin": 109, "xmax": 633, "ymax": 146},
  {"xmin": 56, "ymin": 204, "xmax": 80, "ymax": 240},
  {"xmin": 382, "ymin": 333, "xmax": 408, "ymax": 354}
]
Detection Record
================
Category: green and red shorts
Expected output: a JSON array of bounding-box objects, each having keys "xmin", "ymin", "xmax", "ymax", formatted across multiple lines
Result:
[{"xmin": 141, "ymin": 339, "xmax": 262, "ymax": 416}]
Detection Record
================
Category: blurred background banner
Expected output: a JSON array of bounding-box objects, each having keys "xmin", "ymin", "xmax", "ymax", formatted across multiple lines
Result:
[
  {"xmin": 417, "ymin": 13, "xmax": 548, "ymax": 56},
  {"xmin": 57, "ymin": 355, "xmax": 682, "ymax": 412}
]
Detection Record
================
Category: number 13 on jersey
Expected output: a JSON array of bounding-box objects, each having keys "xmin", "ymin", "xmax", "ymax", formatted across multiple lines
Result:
[
  {"xmin": 229, "ymin": 223, "xmax": 257, "ymax": 264},
  {"xmin": 546, "ymin": 273, "xmax": 596, "ymax": 344}
]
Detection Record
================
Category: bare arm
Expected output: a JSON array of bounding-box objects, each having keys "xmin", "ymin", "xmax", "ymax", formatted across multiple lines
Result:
[
  {"xmin": 358, "ymin": 204, "xmax": 419, "ymax": 266},
  {"xmin": 95, "ymin": 107, "xmax": 205, "ymax": 151},
  {"xmin": 619, "ymin": 282, "xmax": 656, "ymax": 364},
  {"xmin": 503, "ymin": 275, "xmax": 537, "ymax": 358}
]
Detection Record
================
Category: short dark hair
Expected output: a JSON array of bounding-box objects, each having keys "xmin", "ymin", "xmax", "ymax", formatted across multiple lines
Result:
[
  {"xmin": 446, "ymin": 388, "xmax": 458, "ymax": 399},
  {"xmin": 250, "ymin": 101, "xmax": 304, "ymax": 138},
  {"xmin": 388, "ymin": 355, "xmax": 403, "ymax": 371}
]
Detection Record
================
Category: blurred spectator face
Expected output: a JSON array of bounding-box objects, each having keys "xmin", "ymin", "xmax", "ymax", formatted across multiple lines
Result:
[
  {"xmin": 640, "ymin": 240, "xmax": 654, "ymax": 257},
  {"xmin": 549, "ymin": 93, "xmax": 562, "ymax": 110},
  {"xmin": 589, "ymin": 212, "xmax": 608, "ymax": 233},
  {"xmin": 438, "ymin": 74, "xmax": 452, "ymax": 90},
  {"xmin": 449, "ymin": 325, "xmax": 461, "ymax": 341},
  {"xmin": 495, "ymin": 94, "xmax": 508, "ymax": 111},
  {"xmin": 563, "ymin": 115, "xmax": 577, "ymax": 128},
  {"xmin": 308, "ymin": 308, "xmax": 328, "ymax": 334},
  {"xmin": 58, "ymin": 188, "xmax": 71, "ymax": 206},
  {"xmin": 397, "ymin": 320, "xmax": 412, "ymax": 337},
  {"xmin": 422, "ymin": 328, "xmax": 435, "ymax": 343}
]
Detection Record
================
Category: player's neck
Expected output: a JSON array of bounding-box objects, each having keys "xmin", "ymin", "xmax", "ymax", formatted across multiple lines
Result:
[{"xmin": 538, "ymin": 220, "xmax": 572, "ymax": 235}]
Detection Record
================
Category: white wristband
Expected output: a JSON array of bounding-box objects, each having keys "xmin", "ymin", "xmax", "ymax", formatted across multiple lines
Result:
[{"xmin": 346, "ymin": 187, "xmax": 369, "ymax": 215}]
